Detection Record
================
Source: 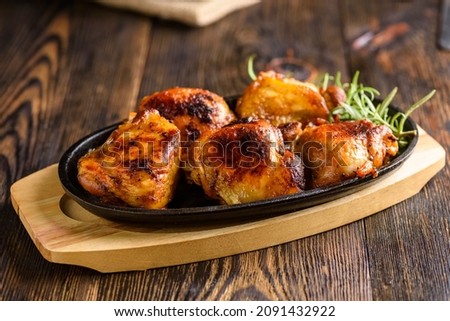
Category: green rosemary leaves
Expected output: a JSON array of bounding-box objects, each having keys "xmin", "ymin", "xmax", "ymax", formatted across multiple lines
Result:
[{"xmin": 323, "ymin": 71, "xmax": 435, "ymax": 147}]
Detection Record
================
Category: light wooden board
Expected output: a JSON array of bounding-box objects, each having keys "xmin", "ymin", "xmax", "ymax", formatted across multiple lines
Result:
[{"xmin": 10, "ymin": 127, "xmax": 446, "ymax": 273}]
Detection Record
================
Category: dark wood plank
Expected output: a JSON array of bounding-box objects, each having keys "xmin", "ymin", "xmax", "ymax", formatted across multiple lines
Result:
[
  {"xmin": 0, "ymin": 1, "xmax": 65, "ymax": 207},
  {"xmin": 1, "ymin": 1, "xmax": 152, "ymax": 300},
  {"xmin": 2, "ymin": 0, "xmax": 448, "ymax": 302},
  {"xmin": 137, "ymin": 0, "xmax": 349, "ymax": 100},
  {"xmin": 100, "ymin": 0, "xmax": 370, "ymax": 301},
  {"xmin": 58, "ymin": 2, "xmax": 152, "ymax": 148},
  {"xmin": 0, "ymin": 1, "xmax": 84, "ymax": 301},
  {"xmin": 341, "ymin": 0, "xmax": 450, "ymax": 300},
  {"xmin": 2, "ymin": 0, "xmax": 372, "ymax": 301}
]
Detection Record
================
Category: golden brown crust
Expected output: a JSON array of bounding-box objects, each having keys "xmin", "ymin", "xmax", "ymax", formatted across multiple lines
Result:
[
  {"xmin": 138, "ymin": 88, "xmax": 236, "ymax": 152},
  {"xmin": 190, "ymin": 118, "xmax": 305, "ymax": 205},
  {"xmin": 77, "ymin": 110, "xmax": 180, "ymax": 209},
  {"xmin": 77, "ymin": 84, "xmax": 401, "ymax": 208},
  {"xmin": 295, "ymin": 120, "xmax": 398, "ymax": 188},
  {"xmin": 236, "ymin": 71, "xmax": 329, "ymax": 126}
]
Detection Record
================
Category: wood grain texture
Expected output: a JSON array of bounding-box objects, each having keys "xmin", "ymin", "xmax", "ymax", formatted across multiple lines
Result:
[
  {"xmin": 1, "ymin": 0, "xmax": 449, "ymax": 301},
  {"xmin": 341, "ymin": 0, "xmax": 450, "ymax": 300},
  {"xmin": 10, "ymin": 129, "xmax": 444, "ymax": 273},
  {"xmin": 1, "ymin": 0, "xmax": 152, "ymax": 301},
  {"xmin": 0, "ymin": 1, "xmax": 75, "ymax": 301},
  {"xmin": 133, "ymin": 0, "xmax": 371, "ymax": 301}
]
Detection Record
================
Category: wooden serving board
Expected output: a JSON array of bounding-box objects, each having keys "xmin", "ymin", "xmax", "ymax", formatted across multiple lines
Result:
[{"xmin": 10, "ymin": 127, "xmax": 446, "ymax": 273}]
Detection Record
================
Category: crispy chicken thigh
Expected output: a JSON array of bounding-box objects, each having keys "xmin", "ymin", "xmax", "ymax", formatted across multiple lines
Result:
[
  {"xmin": 295, "ymin": 120, "xmax": 398, "ymax": 188},
  {"xmin": 235, "ymin": 71, "xmax": 330, "ymax": 126},
  {"xmin": 138, "ymin": 88, "xmax": 236, "ymax": 166},
  {"xmin": 77, "ymin": 109, "xmax": 180, "ymax": 209},
  {"xmin": 190, "ymin": 118, "xmax": 305, "ymax": 205}
]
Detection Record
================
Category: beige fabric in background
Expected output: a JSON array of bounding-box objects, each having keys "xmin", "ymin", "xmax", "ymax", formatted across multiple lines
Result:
[{"xmin": 96, "ymin": 0, "xmax": 260, "ymax": 26}]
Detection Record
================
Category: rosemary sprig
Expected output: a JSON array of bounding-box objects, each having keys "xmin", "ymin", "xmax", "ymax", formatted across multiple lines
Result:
[
  {"xmin": 246, "ymin": 56, "xmax": 436, "ymax": 147},
  {"xmin": 324, "ymin": 71, "xmax": 436, "ymax": 147},
  {"xmin": 247, "ymin": 54, "xmax": 257, "ymax": 81}
]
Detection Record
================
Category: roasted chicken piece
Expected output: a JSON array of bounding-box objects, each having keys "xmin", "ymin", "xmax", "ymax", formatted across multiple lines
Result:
[
  {"xmin": 277, "ymin": 121, "xmax": 303, "ymax": 151},
  {"xmin": 77, "ymin": 109, "xmax": 180, "ymax": 209},
  {"xmin": 190, "ymin": 118, "xmax": 305, "ymax": 205},
  {"xmin": 235, "ymin": 71, "xmax": 330, "ymax": 126},
  {"xmin": 295, "ymin": 120, "xmax": 398, "ymax": 188},
  {"xmin": 319, "ymin": 85, "xmax": 347, "ymax": 110},
  {"xmin": 138, "ymin": 88, "xmax": 236, "ymax": 166}
]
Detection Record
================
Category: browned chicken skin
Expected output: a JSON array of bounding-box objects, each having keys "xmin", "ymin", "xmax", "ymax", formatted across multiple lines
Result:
[
  {"xmin": 320, "ymin": 85, "xmax": 347, "ymax": 111},
  {"xmin": 295, "ymin": 120, "xmax": 399, "ymax": 188},
  {"xmin": 277, "ymin": 121, "xmax": 303, "ymax": 151},
  {"xmin": 236, "ymin": 71, "xmax": 330, "ymax": 126},
  {"xmin": 77, "ymin": 109, "xmax": 180, "ymax": 209},
  {"xmin": 190, "ymin": 118, "xmax": 305, "ymax": 205},
  {"xmin": 138, "ymin": 88, "xmax": 236, "ymax": 166},
  {"xmin": 76, "ymin": 82, "xmax": 401, "ymax": 209}
]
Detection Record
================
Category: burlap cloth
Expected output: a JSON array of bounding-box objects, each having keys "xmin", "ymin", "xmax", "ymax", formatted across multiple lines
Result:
[{"xmin": 96, "ymin": 0, "xmax": 260, "ymax": 26}]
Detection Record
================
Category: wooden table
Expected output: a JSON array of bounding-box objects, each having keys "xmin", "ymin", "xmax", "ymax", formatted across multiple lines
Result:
[{"xmin": 1, "ymin": 0, "xmax": 449, "ymax": 301}]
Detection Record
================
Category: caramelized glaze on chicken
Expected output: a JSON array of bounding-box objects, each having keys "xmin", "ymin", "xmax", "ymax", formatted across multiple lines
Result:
[
  {"xmin": 138, "ymin": 88, "xmax": 236, "ymax": 165},
  {"xmin": 235, "ymin": 71, "xmax": 330, "ymax": 126},
  {"xmin": 295, "ymin": 120, "xmax": 398, "ymax": 188},
  {"xmin": 77, "ymin": 109, "xmax": 180, "ymax": 209},
  {"xmin": 76, "ymin": 81, "xmax": 403, "ymax": 209},
  {"xmin": 190, "ymin": 118, "xmax": 305, "ymax": 205}
]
